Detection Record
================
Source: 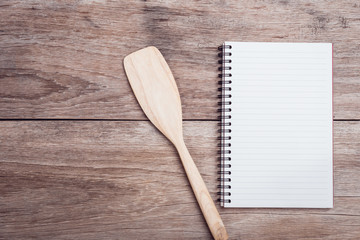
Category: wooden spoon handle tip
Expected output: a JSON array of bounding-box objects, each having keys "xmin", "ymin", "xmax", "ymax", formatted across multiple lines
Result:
[{"xmin": 176, "ymin": 141, "xmax": 228, "ymax": 240}]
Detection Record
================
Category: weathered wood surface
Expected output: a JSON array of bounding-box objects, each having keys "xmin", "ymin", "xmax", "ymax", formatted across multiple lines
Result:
[
  {"xmin": 1, "ymin": 0, "xmax": 359, "ymax": 239},
  {"xmin": 0, "ymin": 0, "xmax": 359, "ymax": 120},
  {"xmin": 1, "ymin": 121, "xmax": 359, "ymax": 239}
]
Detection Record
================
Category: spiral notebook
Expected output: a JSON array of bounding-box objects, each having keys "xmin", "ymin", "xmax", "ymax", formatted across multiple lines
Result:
[{"xmin": 218, "ymin": 42, "xmax": 333, "ymax": 208}]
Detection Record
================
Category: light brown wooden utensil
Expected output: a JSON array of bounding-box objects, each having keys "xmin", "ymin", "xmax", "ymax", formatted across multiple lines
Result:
[{"xmin": 124, "ymin": 46, "xmax": 228, "ymax": 240}]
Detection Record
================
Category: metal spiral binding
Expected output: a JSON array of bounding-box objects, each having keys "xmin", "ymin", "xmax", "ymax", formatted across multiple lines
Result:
[{"xmin": 217, "ymin": 44, "xmax": 232, "ymax": 206}]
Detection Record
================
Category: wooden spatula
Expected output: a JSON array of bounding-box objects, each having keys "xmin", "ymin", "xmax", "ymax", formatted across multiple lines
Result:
[{"xmin": 124, "ymin": 46, "xmax": 228, "ymax": 240}]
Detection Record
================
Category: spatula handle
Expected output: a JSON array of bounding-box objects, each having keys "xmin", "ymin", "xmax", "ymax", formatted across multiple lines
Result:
[{"xmin": 176, "ymin": 141, "xmax": 228, "ymax": 240}]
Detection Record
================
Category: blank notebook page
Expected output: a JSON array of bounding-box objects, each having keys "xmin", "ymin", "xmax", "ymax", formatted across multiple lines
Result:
[{"xmin": 223, "ymin": 42, "xmax": 333, "ymax": 208}]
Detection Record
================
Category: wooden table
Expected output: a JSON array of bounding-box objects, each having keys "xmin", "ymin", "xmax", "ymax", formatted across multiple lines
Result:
[{"xmin": 1, "ymin": 1, "xmax": 359, "ymax": 239}]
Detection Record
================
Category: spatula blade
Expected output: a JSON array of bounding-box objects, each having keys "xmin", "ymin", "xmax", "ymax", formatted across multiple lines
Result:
[{"xmin": 124, "ymin": 46, "xmax": 183, "ymax": 143}]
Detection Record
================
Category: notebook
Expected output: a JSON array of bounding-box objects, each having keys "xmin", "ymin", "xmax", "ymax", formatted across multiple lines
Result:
[{"xmin": 218, "ymin": 42, "xmax": 333, "ymax": 208}]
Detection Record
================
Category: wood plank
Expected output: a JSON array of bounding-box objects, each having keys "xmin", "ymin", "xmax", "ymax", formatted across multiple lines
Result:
[
  {"xmin": 0, "ymin": 121, "xmax": 359, "ymax": 239},
  {"xmin": 0, "ymin": 0, "xmax": 359, "ymax": 119}
]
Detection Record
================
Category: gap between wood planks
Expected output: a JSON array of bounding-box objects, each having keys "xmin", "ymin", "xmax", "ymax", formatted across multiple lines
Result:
[{"xmin": 0, "ymin": 119, "xmax": 359, "ymax": 121}]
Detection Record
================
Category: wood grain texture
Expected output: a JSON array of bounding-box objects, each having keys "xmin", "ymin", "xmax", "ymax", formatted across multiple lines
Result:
[
  {"xmin": 1, "ymin": 121, "xmax": 359, "ymax": 239},
  {"xmin": 0, "ymin": 0, "xmax": 359, "ymax": 120},
  {"xmin": 1, "ymin": 1, "xmax": 359, "ymax": 239}
]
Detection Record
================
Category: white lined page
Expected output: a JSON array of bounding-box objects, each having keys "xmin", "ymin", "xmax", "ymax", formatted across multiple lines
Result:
[{"xmin": 224, "ymin": 42, "xmax": 333, "ymax": 208}]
